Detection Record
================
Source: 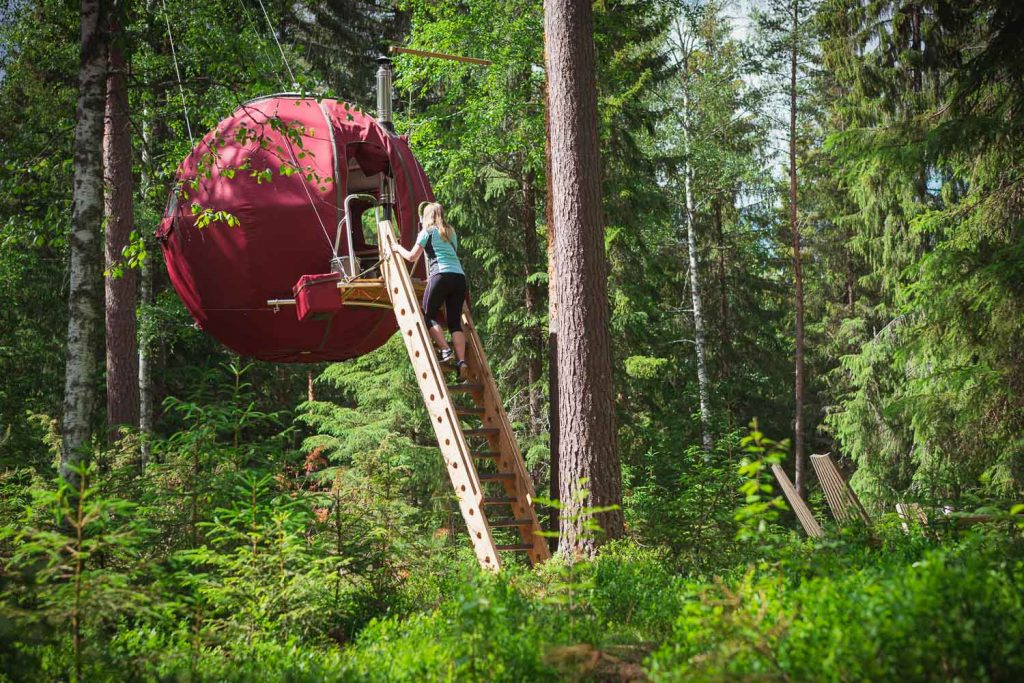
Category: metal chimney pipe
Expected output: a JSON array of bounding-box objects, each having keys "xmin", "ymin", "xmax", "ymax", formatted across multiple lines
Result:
[{"xmin": 376, "ymin": 56, "xmax": 394, "ymax": 131}]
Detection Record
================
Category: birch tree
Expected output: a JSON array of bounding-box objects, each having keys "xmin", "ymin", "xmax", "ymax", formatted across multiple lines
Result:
[
  {"xmin": 665, "ymin": 3, "xmax": 764, "ymax": 453},
  {"xmin": 672, "ymin": 18, "xmax": 714, "ymax": 453},
  {"xmin": 62, "ymin": 0, "xmax": 108, "ymax": 482}
]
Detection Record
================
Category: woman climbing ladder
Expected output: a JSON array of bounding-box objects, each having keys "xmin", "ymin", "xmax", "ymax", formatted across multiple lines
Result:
[{"xmin": 392, "ymin": 202, "xmax": 469, "ymax": 375}]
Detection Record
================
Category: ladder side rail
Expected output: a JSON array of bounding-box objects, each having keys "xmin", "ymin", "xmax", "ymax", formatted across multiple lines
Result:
[
  {"xmin": 771, "ymin": 463, "xmax": 824, "ymax": 538},
  {"xmin": 811, "ymin": 454, "xmax": 852, "ymax": 524},
  {"xmin": 461, "ymin": 306, "xmax": 551, "ymax": 562},
  {"xmin": 461, "ymin": 307, "xmax": 536, "ymax": 500},
  {"xmin": 378, "ymin": 220, "xmax": 502, "ymax": 571}
]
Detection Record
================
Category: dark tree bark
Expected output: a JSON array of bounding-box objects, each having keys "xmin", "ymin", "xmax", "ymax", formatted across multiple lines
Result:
[
  {"xmin": 543, "ymin": 33, "xmax": 560, "ymax": 549},
  {"xmin": 544, "ymin": 0, "xmax": 623, "ymax": 557},
  {"xmin": 104, "ymin": 31, "xmax": 140, "ymax": 440},
  {"xmin": 62, "ymin": 0, "xmax": 109, "ymax": 484},
  {"xmin": 522, "ymin": 174, "xmax": 544, "ymax": 435},
  {"xmin": 789, "ymin": 1, "xmax": 807, "ymax": 498}
]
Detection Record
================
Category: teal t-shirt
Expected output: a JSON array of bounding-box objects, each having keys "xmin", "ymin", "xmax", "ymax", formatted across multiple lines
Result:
[{"xmin": 416, "ymin": 226, "xmax": 464, "ymax": 277}]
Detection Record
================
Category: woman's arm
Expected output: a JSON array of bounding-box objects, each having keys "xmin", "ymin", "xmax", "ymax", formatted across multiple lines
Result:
[{"xmin": 393, "ymin": 242, "xmax": 424, "ymax": 263}]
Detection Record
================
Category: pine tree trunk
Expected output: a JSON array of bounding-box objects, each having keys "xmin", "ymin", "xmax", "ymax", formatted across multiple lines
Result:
[
  {"xmin": 544, "ymin": 0, "xmax": 623, "ymax": 557},
  {"xmin": 789, "ymin": 1, "xmax": 807, "ymax": 499},
  {"xmin": 61, "ymin": 0, "xmax": 108, "ymax": 483},
  {"xmin": 522, "ymin": 175, "xmax": 543, "ymax": 435},
  {"xmin": 104, "ymin": 36, "xmax": 140, "ymax": 440},
  {"xmin": 681, "ymin": 86, "xmax": 713, "ymax": 453},
  {"xmin": 543, "ymin": 33, "xmax": 560, "ymax": 548}
]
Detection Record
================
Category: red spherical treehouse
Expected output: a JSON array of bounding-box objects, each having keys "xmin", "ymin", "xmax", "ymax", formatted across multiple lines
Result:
[
  {"xmin": 157, "ymin": 93, "xmax": 433, "ymax": 363},
  {"xmin": 156, "ymin": 55, "xmax": 551, "ymax": 571}
]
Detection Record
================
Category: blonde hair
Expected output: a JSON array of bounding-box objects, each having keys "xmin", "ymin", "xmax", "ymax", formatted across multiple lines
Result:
[{"xmin": 422, "ymin": 202, "xmax": 454, "ymax": 243}]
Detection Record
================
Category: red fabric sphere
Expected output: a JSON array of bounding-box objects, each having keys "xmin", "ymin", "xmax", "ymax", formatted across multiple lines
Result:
[{"xmin": 158, "ymin": 96, "xmax": 433, "ymax": 362}]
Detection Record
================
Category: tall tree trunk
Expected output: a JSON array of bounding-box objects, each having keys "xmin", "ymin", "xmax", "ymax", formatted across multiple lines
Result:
[
  {"xmin": 104, "ymin": 32, "xmax": 140, "ymax": 440},
  {"xmin": 543, "ymin": 33, "xmax": 560, "ymax": 548},
  {"xmin": 544, "ymin": 0, "xmax": 623, "ymax": 557},
  {"xmin": 681, "ymin": 85, "xmax": 713, "ymax": 454},
  {"xmin": 789, "ymin": 1, "xmax": 807, "ymax": 498},
  {"xmin": 139, "ymin": 110, "xmax": 155, "ymax": 470},
  {"xmin": 714, "ymin": 196, "xmax": 734, "ymax": 432},
  {"xmin": 522, "ymin": 175, "xmax": 544, "ymax": 436},
  {"xmin": 61, "ymin": 0, "xmax": 109, "ymax": 484},
  {"xmin": 714, "ymin": 197, "xmax": 730, "ymax": 380}
]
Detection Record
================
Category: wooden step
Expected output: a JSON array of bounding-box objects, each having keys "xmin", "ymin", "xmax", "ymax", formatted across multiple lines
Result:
[
  {"xmin": 447, "ymin": 383, "xmax": 483, "ymax": 394},
  {"xmin": 463, "ymin": 427, "xmax": 499, "ymax": 438},
  {"xmin": 483, "ymin": 496, "xmax": 517, "ymax": 505},
  {"xmin": 479, "ymin": 472, "xmax": 515, "ymax": 482},
  {"xmin": 456, "ymin": 405, "xmax": 486, "ymax": 417},
  {"xmin": 471, "ymin": 450, "xmax": 500, "ymax": 459},
  {"xmin": 488, "ymin": 518, "xmax": 533, "ymax": 528},
  {"xmin": 496, "ymin": 544, "xmax": 533, "ymax": 552},
  {"xmin": 441, "ymin": 361, "xmax": 469, "ymax": 372}
]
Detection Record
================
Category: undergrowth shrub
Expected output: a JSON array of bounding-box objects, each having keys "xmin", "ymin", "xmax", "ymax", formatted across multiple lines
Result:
[{"xmin": 647, "ymin": 530, "xmax": 1024, "ymax": 682}]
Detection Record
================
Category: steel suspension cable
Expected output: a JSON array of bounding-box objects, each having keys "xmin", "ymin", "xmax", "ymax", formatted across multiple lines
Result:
[
  {"xmin": 236, "ymin": 0, "xmax": 287, "ymax": 89},
  {"xmin": 255, "ymin": 0, "xmax": 297, "ymax": 87},
  {"xmin": 160, "ymin": 0, "xmax": 195, "ymax": 148}
]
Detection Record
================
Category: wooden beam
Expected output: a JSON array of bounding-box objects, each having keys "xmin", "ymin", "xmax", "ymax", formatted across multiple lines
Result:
[
  {"xmin": 389, "ymin": 46, "xmax": 492, "ymax": 66},
  {"xmin": 772, "ymin": 463, "xmax": 823, "ymax": 538},
  {"xmin": 810, "ymin": 453, "xmax": 871, "ymax": 526}
]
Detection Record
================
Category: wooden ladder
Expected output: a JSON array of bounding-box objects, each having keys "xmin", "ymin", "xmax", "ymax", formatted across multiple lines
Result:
[{"xmin": 378, "ymin": 220, "xmax": 551, "ymax": 571}]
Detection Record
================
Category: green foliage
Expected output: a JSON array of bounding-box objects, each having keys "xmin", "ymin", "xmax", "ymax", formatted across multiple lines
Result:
[
  {"xmin": 173, "ymin": 472, "xmax": 326, "ymax": 643},
  {"xmin": 734, "ymin": 421, "xmax": 789, "ymax": 542},
  {"xmin": 0, "ymin": 463, "xmax": 153, "ymax": 680},
  {"xmin": 647, "ymin": 532, "xmax": 1024, "ymax": 681},
  {"xmin": 624, "ymin": 437, "xmax": 747, "ymax": 573},
  {"xmin": 818, "ymin": 0, "xmax": 1024, "ymax": 508}
]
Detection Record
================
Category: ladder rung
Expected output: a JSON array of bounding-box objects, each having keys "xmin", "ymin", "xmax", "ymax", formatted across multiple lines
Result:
[
  {"xmin": 488, "ymin": 518, "xmax": 533, "ymax": 528},
  {"xmin": 496, "ymin": 544, "xmax": 533, "ymax": 552},
  {"xmin": 456, "ymin": 405, "xmax": 486, "ymax": 417},
  {"xmin": 448, "ymin": 383, "xmax": 483, "ymax": 394},
  {"xmin": 464, "ymin": 428, "xmax": 499, "ymax": 438},
  {"xmin": 471, "ymin": 450, "xmax": 500, "ymax": 458},
  {"xmin": 483, "ymin": 496, "xmax": 516, "ymax": 505},
  {"xmin": 479, "ymin": 472, "xmax": 515, "ymax": 482}
]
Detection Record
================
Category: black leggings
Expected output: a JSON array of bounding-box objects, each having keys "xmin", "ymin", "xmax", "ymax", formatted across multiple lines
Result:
[{"xmin": 422, "ymin": 273, "xmax": 467, "ymax": 333}]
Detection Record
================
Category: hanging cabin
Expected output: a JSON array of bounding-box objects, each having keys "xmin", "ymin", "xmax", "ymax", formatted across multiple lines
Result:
[
  {"xmin": 156, "ymin": 57, "xmax": 550, "ymax": 570},
  {"xmin": 158, "ymin": 87, "xmax": 432, "ymax": 362}
]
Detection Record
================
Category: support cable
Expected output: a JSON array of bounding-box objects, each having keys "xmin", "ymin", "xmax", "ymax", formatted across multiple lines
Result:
[
  {"xmin": 281, "ymin": 137, "xmax": 335, "ymax": 255},
  {"xmin": 236, "ymin": 0, "xmax": 287, "ymax": 88},
  {"xmin": 255, "ymin": 0, "xmax": 297, "ymax": 87},
  {"xmin": 160, "ymin": 0, "xmax": 194, "ymax": 148}
]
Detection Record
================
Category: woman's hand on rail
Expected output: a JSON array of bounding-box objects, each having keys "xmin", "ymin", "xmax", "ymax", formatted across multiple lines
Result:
[{"xmin": 392, "ymin": 243, "xmax": 423, "ymax": 263}]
